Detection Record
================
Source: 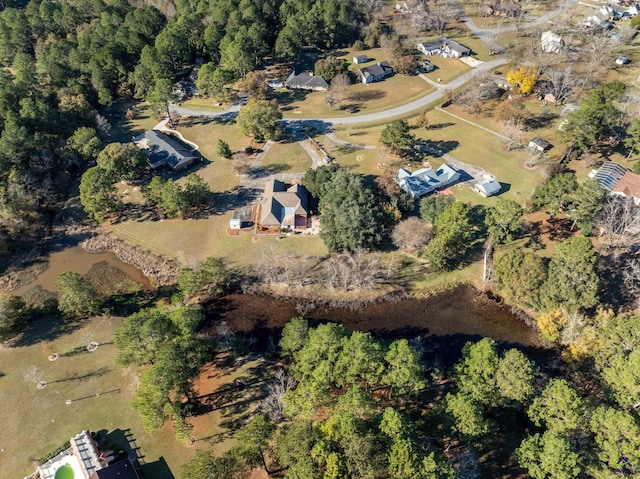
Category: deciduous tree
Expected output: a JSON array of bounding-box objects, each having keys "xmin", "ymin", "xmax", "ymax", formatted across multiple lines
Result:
[
  {"xmin": 485, "ymin": 199, "xmax": 523, "ymax": 244},
  {"xmin": 236, "ymin": 98, "xmax": 282, "ymax": 141}
]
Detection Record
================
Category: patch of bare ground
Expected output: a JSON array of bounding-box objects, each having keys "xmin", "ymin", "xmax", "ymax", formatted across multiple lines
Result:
[{"xmin": 81, "ymin": 233, "xmax": 180, "ymax": 286}]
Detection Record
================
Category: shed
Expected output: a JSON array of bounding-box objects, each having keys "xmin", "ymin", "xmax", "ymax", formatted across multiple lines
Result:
[
  {"xmin": 528, "ymin": 137, "xmax": 552, "ymax": 152},
  {"xmin": 230, "ymin": 205, "xmax": 252, "ymax": 230},
  {"xmin": 541, "ymin": 31, "xmax": 564, "ymax": 53},
  {"xmin": 353, "ymin": 55, "xmax": 369, "ymax": 64},
  {"xmin": 616, "ymin": 56, "xmax": 630, "ymax": 66},
  {"xmin": 473, "ymin": 175, "xmax": 501, "ymax": 197}
]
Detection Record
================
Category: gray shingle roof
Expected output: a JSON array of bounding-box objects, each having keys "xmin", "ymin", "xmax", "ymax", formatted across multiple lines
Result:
[{"xmin": 136, "ymin": 130, "xmax": 196, "ymax": 169}]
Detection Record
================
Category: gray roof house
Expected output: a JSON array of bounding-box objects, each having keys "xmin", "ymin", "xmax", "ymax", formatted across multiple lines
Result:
[
  {"xmin": 353, "ymin": 54, "xmax": 369, "ymax": 64},
  {"xmin": 417, "ymin": 38, "xmax": 471, "ymax": 58},
  {"xmin": 528, "ymin": 137, "xmax": 552, "ymax": 152},
  {"xmin": 360, "ymin": 61, "xmax": 394, "ymax": 84},
  {"xmin": 285, "ymin": 68, "xmax": 329, "ymax": 91},
  {"xmin": 396, "ymin": 165, "xmax": 460, "ymax": 199},
  {"xmin": 134, "ymin": 130, "xmax": 196, "ymax": 170},
  {"xmin": 260, "ymin": 179, "xmax": 309, "ymax": 229},
  {"xmin": 473, "ymin": 175, "xmax": 501, "ymax": 197}
]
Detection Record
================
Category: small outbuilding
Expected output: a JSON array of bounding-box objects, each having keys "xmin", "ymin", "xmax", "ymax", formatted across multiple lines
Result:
[
  {"xmin": 353, "ymin": 54, "xmax": 369, "ymax": 64},
  {"xmin": 473, "ymin": 175, "xmax": 501, "ymax": 198},
  {"xmin": 230, "ymin": 205, "xmax": 252, "ymax": 230},
  {"xmin": 541, "ymin": 31, "xmax": 564, "ymax": 53},
  {"xmin": 528, "ymin": 137, "xmax": 552, "ymax": 152},
  {"xmin": 616, "ymin": 56, "xmax": 630, "ymax": 66}
]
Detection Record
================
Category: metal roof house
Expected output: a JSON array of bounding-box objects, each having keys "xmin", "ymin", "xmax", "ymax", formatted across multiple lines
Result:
[
  {"xmin": 284, "ymin": 69, "xmax": 329, "ymax": 91},
  {"xmin": 134, "ymin": 130, "xmax": 196, "ymax": 170},
  {"xmin": 259, "ymin": 179, "xmax": 309, "ymax": 229},
  {"xmin": 473, "ymin": 175, "xmax": 501, "ymax": 197},
  {"xmin": 396, "ymin": 165, "xmax": 460, "ymax": 199},
  {"xmin": 360, "ymin": 61, "xmax": 394, "ymax": 84}
]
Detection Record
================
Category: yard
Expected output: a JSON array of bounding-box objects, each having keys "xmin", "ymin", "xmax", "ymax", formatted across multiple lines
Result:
[
  {"xmin": 261, "ymin": 141, "xmax": 312, "ymax": 174},
  {"xmin": 0, "ymin": 312, "xmax": 272, "ymax": 479}
]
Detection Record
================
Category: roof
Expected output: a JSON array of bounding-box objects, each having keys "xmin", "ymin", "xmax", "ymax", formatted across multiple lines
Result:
[
  {"xmin": 354, "ymin": 54, "xmax": 368, "ymax": 62},
  {"xmin": 260, "ymin": 180, "xmax": 308, "ymax": 226},
  {"xmin": 529, "ymin": 137, "xmax": 552, "ymax": 150},
  {"xmin": 285, "ymin": 68, "xmax": 329, "ymax": 89},
  {"xmin": 418, "ymin": 37, "xmax": 471, "ymax": 55},
  {"xmin": 135, "ymin": 130, "xmax": 196, "ymax": 169},
  {"xmin": 418, "ymin": 39, "xmax": 444, "ymax": 51},
  {"xmin": 613, "ymin": 171, "xmax": 640, "ymax": 199},
  {"xmin": 590, "ymin": 161, "xmax": 628, "ymax": 191},
  {"xmin": 474, "ymin": 176, "xmax": 501, "ymax": 197},
  {"xmin": 444, "ymin": 38, "xmax": 471, "ymax": 55},
  {"xmin": 396, "ymin": 164, "xmax": 460, "ymax": 198},
  {"xmin": 360, "ymin": 61, "xmax": 393, "ymax": 81},
  {"xmin": 89, "ymin": 458, "xmax": 140, "ymax": 479}
]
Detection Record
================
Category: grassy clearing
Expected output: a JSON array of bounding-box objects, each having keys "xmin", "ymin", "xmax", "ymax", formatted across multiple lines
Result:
[
  {"xmin": 109, "ymin": 102, "xmax": 160, "ymax": 143},
  {"xmin": 0, "ymin": 313, "xmax": 271, "ymax": 479},
  {"xmin": 422, "ymin": 54, "xmax": 472, "ymax": 84},
  {"xmin": 262, "ymin": 141, "xmax": 312, "ymax": 174},
  {"xmin": 279, "ymin": 73, "xmax": 433, "ymax": 119},
  {"xmin": 179, "ymin": 97, "xmax": 229, "ymax": 111}
]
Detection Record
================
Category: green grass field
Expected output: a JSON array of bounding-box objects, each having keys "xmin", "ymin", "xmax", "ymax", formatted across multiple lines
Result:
[
  {"xmin": 262, "ymin": 141, "xmax": 312, "ymax": 173},
  {"xmin": 0, "ymin": 313, "xmax": 270, "ymax": 479}
]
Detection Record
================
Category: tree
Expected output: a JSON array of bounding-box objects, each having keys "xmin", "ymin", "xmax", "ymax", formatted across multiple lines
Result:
[
  {"xmin": 96, "ymin": 142, "xmax": 147, "ymax": 181},
  {"xmin": 236, "ymin": 98, "xmax": 282, "ymax": 141},
  {"xmin": 55, "ymin": 271, "xmax": 101, "ymax": 317},
  {"xmin": 485, "ymin": 199, "xmax": 523, "ymax": 244},
  {"xmin": 262, "ymin": 369, "xmax": 297, "ymax": 423},
  {"xmin": 79, "ymin": 166, "xmax": 122, "ymax": 221},
  {"xmin": 419, "ymin": 195, "xmax": 454, "ymax": 224},
  {"xmin": 445, "ymin": 393, "xmax": 493, "ymax": 440},
  {"xmin": 314, "ymin": 56, "xmax": 348, "ymax": 82},
  {"xmin": 0, "ymin": 293, "xmax": 27, "ymax": 340},
  {"xmin": 625, "ymin": 116, "xmax": 640, "ymax": 158},
  {"xmin": 416, "ymin": 109, "xmax": 429, "ymax": 129},
  {"xmin": 392, "ymin": 217, "xmax": 432, "ymax": 250},
  {"xmin": 65, "ymin": 127, "xmax": 101, "ymax": 163},
  {"xmin": 334, "ymin": 331, "xmax": 385, "ymax": 387},
  {"xmin": 181, "ymin": 450, "xmax": 238, "ymax": 479},
  {"xmin": 494, "ymin": 97, "xmax": 529, "ymax": 125},
  {"xmin": 197, "ymin": 64, "xmax": 233, "ymax": 100},
  {"xmin": 317, "ymin": 168, "xmax": 383, "ymax": 252},
  {"xmin": 494, "ymin": 250, "xmax": 547, "ymax": 310},
  {"xmin": 146, "ymin": 77, "xmax": 179, "ymax": 125},
  {"xmin": 507, "ymin": 66, "xmax": 538, "ymax": 94},
  {"xmin": 540, "ymin": 236, "xmax": 599, "ymax": 312},
  {"xmin": 531, "ymin": 172, "xmax": 578, "ymax": 216},
  {"xmin": 495, "ymin": 348, "xmax": 537, "ymax": 404},
  {"xmin": 453, "ymin": 337, "xmax": 500, "ymax": 405},
  {"xmin": 590, "ymin": 406, "xmax": 640, "ymax": 472},
  {"xmin": 569, "ymin": 179, "xmax": 606, "ymax": 232},
  {"xmin": 279, "ymin": 317, "xmax": 309, "ymax": 358},
  {"xmin": 528, "ymin": 379, "xmax": 585, "ymax": 434},
  {"xmin": 383, "ymin": 339, "xmax": 425, "ymax": 398},
  {"xmin": 597, "ymin": 195, "xmax": 640, "ymax": 252},
  {"xmin": 23, "ymin": 365, "xmax": 46, "ymax": 389},
  {"xmin": 329, "ymin": 73, "xmax": 351, "ymax": 103},
  {"xmin": 380, "ymin": 119, "xmax": 415, "ymax": 156},
  {"xmin": 232, "ymin": 415, "xmax": 275, "ymax": 472},
  {"xmin": 424, "ymin": 201, "xmax": 474, "ymax": 270},
  {"xmin": 236, "ymin": 70, "xmax": 269, "ymax": 99},
  {"xmin": 516, "ymin": 432, "xmax": 580, "ymax": 479},
  {"xmin": 177, "ymin": 256, "xmax": 227, "ymax": 298}
]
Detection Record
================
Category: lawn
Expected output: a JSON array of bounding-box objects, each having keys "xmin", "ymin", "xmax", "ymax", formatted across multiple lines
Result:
[
  {"xmin": 179, "ymin": 97, "xmax": 229, "ymax": 112},
  {"xmin": 278, "ymin": 73, "xmax": 433, "ymax": 119},
  {"xmin": 0, "ymin": 313, "xmax": 272, "ymax": 479},
  {"xmin": 261, "ymin": 141, "xmax": 312, "ymax": 174},
  {"xmin": 421, "ymin": 54, "xmax": 472, "ymax": 84}
]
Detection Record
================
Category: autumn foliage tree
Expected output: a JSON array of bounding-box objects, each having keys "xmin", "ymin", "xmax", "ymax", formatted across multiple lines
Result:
[{"xmin": 507, "ymin": 66, "xmax": 538, "ymax": 94}]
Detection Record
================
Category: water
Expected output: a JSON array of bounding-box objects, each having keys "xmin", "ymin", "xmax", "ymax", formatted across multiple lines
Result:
[
  {"xmin": 11, "ymin": 246, "xmax": 150, "ymax": 296},
  {"xmin": 205, "ymin": 284, "xmax": 546, "ymax": 364}
]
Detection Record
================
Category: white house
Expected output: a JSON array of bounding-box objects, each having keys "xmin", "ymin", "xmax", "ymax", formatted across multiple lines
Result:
[
  {"xmin": 541, "ymin": 31, "xmax": 564, "ymax": 53},
  {"xmin": 353, "ymin": 54, "xmax": 368, "ymax": 64},
  {"xmin": 473, "ymin": 175, "xmax": 501, "ymax": 198},
  {"xmin": 417, "ymin": 38, "xmax": 471, "ymax": 58},
  {"xmin": 396, "ymin": 165, "xmax": 460, "ymax": 199},
  {"xmin": 359, "ymin": 61, "xmax": 394, "ymax": 84},
  {"xmin": 616, "ymin": 56, "xmax": 630, "ymax": 65}
]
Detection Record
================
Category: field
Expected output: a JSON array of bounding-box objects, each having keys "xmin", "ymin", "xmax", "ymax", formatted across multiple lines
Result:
[
  {"xmin": 261, "ymin": 141, "xmax": 312, "ymax": 174},
  {"xmin": 0, "ymin": 314, "xmax": 270, "ymax": 479}
]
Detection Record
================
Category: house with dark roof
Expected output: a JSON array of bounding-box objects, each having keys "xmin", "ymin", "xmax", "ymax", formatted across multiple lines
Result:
[
  {"xmin": 134, "ymin": 130, "xmax": 196, "ymax": 171},
  {"xmin": 528, "ymin": 137, "xmax": 552, "ymax": 152},
  {"xmin": 353, "ymin": 54, "xmax": 369, "ymax": 64},
  {"xmin": 285, "ymin": 68, "xmax": 329, "ymax": 91},
  {"xmin": 360, "ymin": 61, "xmax": 394, "ymax": 84},
  {"xmin": 89, "ymin": 458, "xmax": 141, "ymax": 479},
  {"xmin": 417, "ymin": 38, "xmax": 471, "ymax": 58},
  {"xmin": 259, "ymin": 179, "xmax": 309, "ymax": 229},
  {"xmin": 396, "ymin": 165, "xmax": 460, "ymax": 199},
  {"xmin": 589, "ymin": 162, "xmax": 640, "ymax": 204}
]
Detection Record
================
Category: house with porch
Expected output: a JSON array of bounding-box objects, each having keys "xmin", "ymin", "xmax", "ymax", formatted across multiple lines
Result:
[
  {"xmin": 396, "ymin": 164, "xmax": 460, "ymax": 199},
  {"xmin": 360, "ymin": 61, "xmax": 394, "ymax": 84},
  {"xmin": 258, "ymin": 179, "xmax": 309, "ymax": 230},
  {"xmin": 134, "ymin": 130, "xmax": 196, "ymax": 171}
]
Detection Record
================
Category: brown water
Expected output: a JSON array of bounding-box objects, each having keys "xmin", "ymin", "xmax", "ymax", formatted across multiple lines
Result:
[
  {"xmin": 205, "ymin": 285, "xmax": 547, "ymax": 362},
  {"xmin": 11, "ymin": 245, "xmax": 150, "ymax": 296}
]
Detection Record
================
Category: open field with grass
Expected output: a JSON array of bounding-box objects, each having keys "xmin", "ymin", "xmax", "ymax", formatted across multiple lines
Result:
[
  {"xmin": 0, "ymin": 312, "xmax": 272, "ymax": 479},
  {"xmin": 261, "ymin": 141, "xmax": 312, "ymax": 174},
  {"xmin": 421, "ymin": 55, "xmax": 472, "ymax": 84}
]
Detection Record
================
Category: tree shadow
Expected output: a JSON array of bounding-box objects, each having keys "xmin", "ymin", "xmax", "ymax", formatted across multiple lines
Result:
[
  {"xmin": 525, "ymin": 113, "xmax": 558, "ymax": 130},
  {"xmin": 264, "ymin": 163, "xmax": 290, "ymax": 174},
  {"xmin": 428, "ymin": 122, "xmax": 455, "ymax": 130},
  {"xmin": 351, "ymin": 89, "xmax": 386, "ymax": 102},
  {"xmin": 496, "ymin": 182, "xmax": 511, "ymax": 195},
  {"xmin": 276, "ymin": 89, "xmax": 311, "ymax": 108},
  {"xmin": 9, "ymin": 314, "xmax": 86, "ymax": 348}
]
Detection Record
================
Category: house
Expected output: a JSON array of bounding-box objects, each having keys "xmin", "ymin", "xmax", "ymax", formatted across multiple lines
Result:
[
  {"xmin": 259, "ymin": 179, "xmax": 309, "ymax": 229},
  {"xmin": 396, "ymin": 164, "xmax": 460, "ymax": 199},
  {"xmin": 285, "ymin": 68, "xmax": 329, "ymax": 91},
  {"xmin": 134, "ymin": 130, "xmax": 196, "ymax": 170},
  {"xmin": 473, "ymin": 175, "xmax": 501, "ymax": 197},
  {"xmin": 34, "ymin": 431, "xmax": 141, "ymax": 479},
  {"xmin": 417, "ymin": 37, "xmax": 471, "ymax": 58},
  {"xmin": 616, "ymin": 55, "xmax": 630, "ymax": 65},
  {"xmin": 541, "ymin": 31, "xmax": 564, "ymax": 53},
  {"xmin": 353, "ymin": 54, "xmax": 369, "ymax": 64},
  {"xmin": 528, "ymin": 137, "xmax": 552, "ymax": 152},
  {"xmin": 360, "ymin": 61, "xmax": 394, "ymax": 84},
  {"xmin": 589, "ymin": 161, "xmax": 640, "ymax": 203}
]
